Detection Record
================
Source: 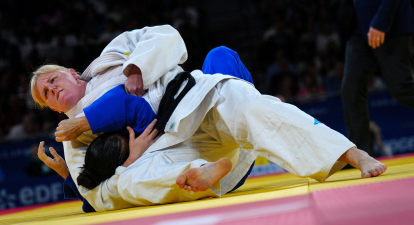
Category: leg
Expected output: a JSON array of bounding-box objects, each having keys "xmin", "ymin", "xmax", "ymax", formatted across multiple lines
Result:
[
  {"xmin": 341, "ymin": 34, "xmax": 378, "ymax": 155},
  {"xmin": 374, "ymin": 34, "xmax": 414, "ymax": 109},
  {"xmin": 198, "ymin": 46, "xmax": 255, "ymax": 192},
  {"xmin": 202, "ymin": 46, "xmax": 254, "ymax": 84},
  {"xmin": 213, "ymin": 79, "xmax": 387, "ymax": 181}
]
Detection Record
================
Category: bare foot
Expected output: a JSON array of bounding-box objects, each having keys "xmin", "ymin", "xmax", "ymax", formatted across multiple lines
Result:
[
  {"xmin": 176, "ymin": 158, "xmax": 232, "ymax": 192},
  {"xmin": 339, "ymin": 147, "xmax": 387, "ymax": 178}
]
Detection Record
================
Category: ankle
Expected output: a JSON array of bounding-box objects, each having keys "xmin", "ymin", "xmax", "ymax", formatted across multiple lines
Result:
[{"xmin": 338, "ymin": 147, "xmax": 354, "ymax": 163}]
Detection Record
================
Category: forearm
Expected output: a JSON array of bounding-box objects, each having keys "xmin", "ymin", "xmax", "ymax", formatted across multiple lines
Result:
[
  {"xmin": 371, "ymin": 0, "xmax": 402, "ymax": 32},
  {"xmin": 122, "ymin": 152, "xmax": 144, "ymax": 167},
  {"xmin": 76, "ymin": 117, "xmax": 91, "ymax": 134},
  {"xmin": 125, "ymin": 64, "xmax": 142, "ymax": 77},
  {"xmin": 55, "ymin": 117, "xmax": 91, "ymax": 142},
  {"xmin": 121, "ymin": 25, "xmax": 187, "ymax": 89},
  {"xmin": 58, "ymin": 168, "xmax": 70, "ymax": 179}
]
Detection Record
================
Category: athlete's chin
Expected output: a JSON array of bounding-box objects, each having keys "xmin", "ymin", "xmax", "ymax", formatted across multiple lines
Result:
[
  {"xmin": 59, "ymin": 97, "xmax": 75, "ymax": 112},
  {"xmin": 59, "ymin": 93, "xmax": 83, "ymax": 112}
]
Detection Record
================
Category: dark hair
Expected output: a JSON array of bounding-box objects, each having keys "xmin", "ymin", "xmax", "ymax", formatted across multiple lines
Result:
[{"xmin": 77, "ymin": 131, "xmax": 129, "ymax": 189}]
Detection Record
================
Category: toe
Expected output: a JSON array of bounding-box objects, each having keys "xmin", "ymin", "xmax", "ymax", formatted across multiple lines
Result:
[
  {"xmin": 176, "ymin": 174, "xmax": 185, "ymax": 186},
  {"xmin": 362, "ymin": 172, "xmax": 372, "ymax": 178},
  {"xmin": 371, "ymin": 169, "xmax": 379, "ymax": 177},
  {"xmin": 378, "ymin": 166, "xmax": 385, "ymax": 174}
]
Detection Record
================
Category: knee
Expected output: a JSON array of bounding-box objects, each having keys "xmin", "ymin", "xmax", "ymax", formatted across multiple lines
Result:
[
  {"xmin": 206, "ymin": 46, "xmax": 238, "ymax": 63},
  {"xmin": 207, "ymin": 46, "xmax": 235, "ymax": 58},
  {"xmin": 203, "ymin": 46, "xmax": 237, "ymax": 74}
]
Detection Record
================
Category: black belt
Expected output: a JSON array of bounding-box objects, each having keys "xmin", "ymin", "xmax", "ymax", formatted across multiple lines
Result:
[{"xmin": 154, "ymin": 71, "xmax": 196, "ymax": 134}]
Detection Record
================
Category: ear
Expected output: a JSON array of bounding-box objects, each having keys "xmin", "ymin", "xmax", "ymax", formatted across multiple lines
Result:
[{"xmin": 68, "ymin": 69, "xmax": 80, "ymax": 80}]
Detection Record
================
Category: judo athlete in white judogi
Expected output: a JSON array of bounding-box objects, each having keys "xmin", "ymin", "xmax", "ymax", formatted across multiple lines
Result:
[{"xmin": 32, "ymin": 25, "xmax": 387, "ymax": 212}]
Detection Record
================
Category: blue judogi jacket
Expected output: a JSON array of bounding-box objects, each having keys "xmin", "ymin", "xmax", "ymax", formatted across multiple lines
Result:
[{"xmin": 84, "ymin": 84, "xmax": 159, "ymax": 136}]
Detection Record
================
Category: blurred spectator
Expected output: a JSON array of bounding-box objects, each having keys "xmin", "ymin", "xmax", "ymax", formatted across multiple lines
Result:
[
  {"xmin": 325, "ymin": 62, "xmax": 344, "ymax": 96},
  {"xmin": 273, "ymin": 75, "xmax": 299, "ymax": 103},
  {"xmin": 6, "ymin": 113, "xmax": 40, "ymax": 140},
  {"xmin": 315, "ymin": 22, "xmax": 341, "ymax": 56},
  {"xmin": 297, "ymin": 68, "xmax": 325, "ymax": 102}
]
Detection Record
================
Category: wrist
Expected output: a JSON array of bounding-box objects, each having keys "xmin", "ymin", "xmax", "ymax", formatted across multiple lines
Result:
[
  {"xmin": 129, "ymin": 65, "xmax": 142, "ymax": 76},
  {"xmin": 122, "ymin": 152, "xmax": 143, "ymax": 167},
  {"xmin": 122, "ymin": 158, "xmax": 135, "ymax": 167},
  {"xmin": 79, "ymin": 117, "xmax": 91, "ymax": 133},
  {"xmin": 60, "ymin": 168, "xmax": 69, "ymax": 179}
]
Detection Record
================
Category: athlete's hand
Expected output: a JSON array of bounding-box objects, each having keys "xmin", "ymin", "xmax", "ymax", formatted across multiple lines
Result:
[
  {"xmin": 123, "ymin": 119, "xmax": 160, "ymax": 167},
  {"xmin": 55, "ymin": 117, "xmax": 90, "ymax": 142},
  {"xmin": 38, "ymin": 141, "xmax": 69, "ymax": 179},
  {"xmin": 367, "ymin": 27, "xmax": 385, "ymax": 49},
  {"xmin": 125, "ymin": 65, "xmax": 146, "ymax": 97}
]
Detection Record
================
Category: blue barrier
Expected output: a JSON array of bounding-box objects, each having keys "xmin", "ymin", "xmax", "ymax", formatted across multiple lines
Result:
[
  {"xmin": 0, "ymin": 137, "xmax": 67, "ymax": 209},
  {"xmin": 297, "ymin": 91, "xmax": 414, "ymax": 155}
]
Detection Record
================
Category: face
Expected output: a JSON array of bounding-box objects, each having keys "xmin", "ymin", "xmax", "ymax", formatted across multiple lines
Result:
[{"xmin": 36, "ymin": 69, "xmax": 86, "ymax": 112}]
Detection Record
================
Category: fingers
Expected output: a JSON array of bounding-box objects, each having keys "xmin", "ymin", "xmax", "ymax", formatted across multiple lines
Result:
[
  {"xmin": 371, "ymin": 30, "xmax": 376, "ymax": 48},
  {"xmin": 55, "ymin": 130, "xmax": 65, "ymax": 142},
  {"xmin": 153, "ymin": 132, "xmax": 161, "ymax": 142},
  {"xmin": 127, "ymin": 88, "xmax": 138, "ymax": 97},
  {"xmin": 37, "ymin": 141, "xmax": 51, "ymax": 164},
  {"xmin": 368, "ymin": 33, "xmax": 372, "ymax": 48},
  {"xmin": 367, "ymin": 28, "xmax": 385, "ymax": 49},
  {"xmin": 143, "ymin": 119, "xmax": 157, "ymax": 135},
  {"xmin": 127, "ymin": 126, "xmax": 135, "ymax": 142},
  {"xmin": 49, "ymin": 147, "xmax": 61, "ymax": 160},
  {"xmin": 138, "ymin": 89, "xmax": 146, "ymax": 97},
  {"xmin": 55, "ymin": 137, "xmax": 63, "ymax": 142},
  {"xmin": 37, "ymin": 141, "xmax": 46, "ymax": 159},
  {"xmin": 150, "ymin": 128, "xmax": 159, "ymax": 140}
]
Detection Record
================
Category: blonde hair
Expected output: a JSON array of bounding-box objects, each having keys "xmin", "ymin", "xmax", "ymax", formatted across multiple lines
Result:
[{"xmin": 30, "ymin": 64, "xmax": 71, "ymax": 109}]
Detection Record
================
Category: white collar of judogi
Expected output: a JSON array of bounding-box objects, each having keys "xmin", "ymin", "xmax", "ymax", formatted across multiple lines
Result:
[{"xmin": 66, "ymin": 52, "xmax": 127, "ymax": 118}]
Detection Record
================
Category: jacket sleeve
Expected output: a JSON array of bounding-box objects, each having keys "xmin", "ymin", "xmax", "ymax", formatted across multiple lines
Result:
[
  {"xmin": 370, "ymin": 0, "xmax": 402, "ymax": 32},
  {"xmin": 63, "ymin": 175, "xmax": 96, "ymax": 212},
  {"xmin": 83, "ymin": 85, "xmax": 159, "ymax": 135},
  {"xmin": 100, "ymin": 25, "xmax": 187, "ymax": 90}
]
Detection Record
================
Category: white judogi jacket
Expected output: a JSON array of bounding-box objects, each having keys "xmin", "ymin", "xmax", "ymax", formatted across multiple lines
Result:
[{"xmin": 63, "ymin": 25, "xmax": 245, "ymax": 211}]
